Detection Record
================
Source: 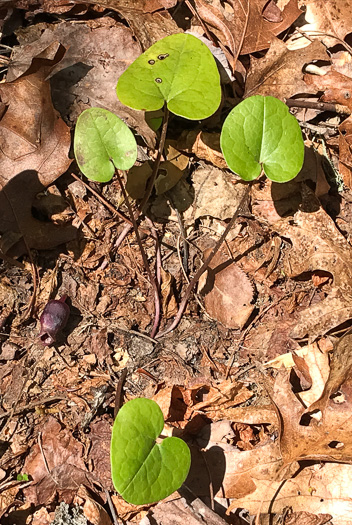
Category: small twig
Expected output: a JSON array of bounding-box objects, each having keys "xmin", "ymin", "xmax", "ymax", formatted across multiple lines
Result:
[
  {"xmin": 70, "ymin": 172, "xmax": 132, "ymax": 225},
  {"xmin": 115, "ymin": 170, "xmax": 161, "ymax": 338},
  {"xmin": 0, "ymin": 395, "xmax": 68, "ymax": 421},
  {"xmin": 294, "ymin": 27, "xmax": 352, "ymax": 55},
  {"xmin": 20, "ymin": 250, "xmax": 38, "ymax": 320},
  {"xmin": 105, "ymin": 489, "xmax": 121, "ymax": 525},
  {"xmin": 38, "ymin": 431, "xmax": 59, "ymax": 487},
  {"xmin": 285, "ymin": 98, "xmax": 351, "ymax": 115},
  {"xmin": 114, "ymin": 368, "xmax": 128, "ymax": 419},
  {"xmin": 38, "ymin": 432, "xmax": 51, "ymax": 475},
  {"xmin": 156, "ymin": 186, "xmax": 250, "ymax": 338}
]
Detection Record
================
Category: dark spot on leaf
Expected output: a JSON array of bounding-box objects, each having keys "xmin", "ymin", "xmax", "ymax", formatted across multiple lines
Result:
[
  {"xmin": 345, "ymin": 91, "xmax": 351, "ymax": 99},
  {"xmin": 148, "ymin": 59, "xmax": 155, "ymax": 65},
  {"xmin": 157, "ymin": 53, "xmax": 169, "ymax": 60},
  {"xmin": 155, "ymin": 78, "xmax": 163, "ymax": 84}
]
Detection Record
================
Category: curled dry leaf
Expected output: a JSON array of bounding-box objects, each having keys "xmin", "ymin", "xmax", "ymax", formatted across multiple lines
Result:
[
  {"xmin": 0, "ymin": 44, "xmax": 76, "ymax": 256},
  {"xmin": 304, "ymin": 70, "xmax": 352, "ymax": 111},
  {"xmin": 265, "ymin": 342, "xmax": 330, "ymax": 408},
  {"xmin": 198, "ymin": 248, "xmax": 255, "ymax": 329},
  {"xmin": 270, "ymin": 347, "xmax": 352, "ymax": 464},
  {"xmin": 178, "ymin": 130, "xmax": 227, "ymax": 169},
  {"xmin": 75, "ymin": 485, "xmax": 112, "ymax": 525}
]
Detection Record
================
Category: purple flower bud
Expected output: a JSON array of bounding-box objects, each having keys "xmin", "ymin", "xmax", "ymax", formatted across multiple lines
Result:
[{"xmin": 39, "ymin": 295, "xmax": 70, "ymax": 346}]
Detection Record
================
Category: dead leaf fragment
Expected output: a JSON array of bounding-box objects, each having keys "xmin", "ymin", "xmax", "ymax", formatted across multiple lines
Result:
[
  {"xmin": 198, "ymin": 248, "xmax": 255, "ymax": 329},
  {"xmin": 273, "ymin": 188, "xmax": 352, "ymax": 340},
  {"xmin": 243, "ymin": 0, "xmax": 301, "ymax": 53},
  {"xmin": 191, "ymin": 166, "xmax": 248, "ymax": 221},
  {"xmin": 23, "ymin": 416, "xmax": 89, "ymax": 505},
  {"xmin": 289, "ymin": 0, "xmax": 352, "ymax": 49},
  {"xmin": 228, "ymin": 462, "xmax": 352, "ymax": 520},
  {"xmin": 9, "ymin": 19, "xmax": 156, "ymax": 147},
  {"xmin": 0, "ymin": 46, "xmax": 76, "ymax": 256},
  {"xmin": 284, "ymin": 511, "xmax": 332, "ymax": 525},
  {"xmin": 245, "ymin": 39, "xmax": 329, "ymax": 100},
  {"xmin": 194, "ymin": 0, "xmax": 301, "ymax": 57},
  {"xmin": 179, "ymin": 130, "xmax": 227, "ymax": 169}
]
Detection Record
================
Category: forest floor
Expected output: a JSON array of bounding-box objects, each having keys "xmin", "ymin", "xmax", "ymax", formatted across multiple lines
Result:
[{"xmin": 1, "ymin": 1, "xmax": 352, "ymax": 524}]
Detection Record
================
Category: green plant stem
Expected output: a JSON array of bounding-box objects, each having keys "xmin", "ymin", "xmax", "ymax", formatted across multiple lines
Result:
[
  {"xmin": 115, "ymin": 170, "xmax": 161, "ymax": 338},
  {"xmin": 156, "ymin": 185, "xmax": 250, "ymax": 339},
  {"xmin": 114, "ymin": 106, "xmax": 169, "ymax": 250},
  {"xmin": 140, "ymin": 106, "xmax": 169, "ymax": 211}
]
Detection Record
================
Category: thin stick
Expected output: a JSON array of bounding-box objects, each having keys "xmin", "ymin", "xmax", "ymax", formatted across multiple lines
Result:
[
  {"xmin": 285, "ymin": 98, "xmax": 351, "ymax": 115},
  {"xmin": 295, "ymin": 27, "xmax": 352, "ymax": 55},
  {"xmin": 114, "ymin": 368, "xmax": 128, "ymax": 419},
  {"xmin": 115, "ymin": 171, "xmax": 161, "ymax": 338},
  {"xmin": 70, "ymin": 172, "xmax": 132, "ymax": 225},
  {"xmin": 105, "ymin": 489, "xmax": 120, "ymax": 525},
  {"xmin": 156, "ymin": 186, "xmax": 250, "ymax": 338}
]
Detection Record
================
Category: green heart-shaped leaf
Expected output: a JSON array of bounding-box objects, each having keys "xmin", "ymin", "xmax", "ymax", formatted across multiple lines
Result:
[
  {"xmin": 220, "ymin": 95, "xmax": 304, "ymax": 183},
  {"xmin": 74, "ymin": 108, "xmax": 137, "ymax": 182},
  {"xmin": 111, "ymin": 398, "xmax": 191, "ymax": 505},
  {"xmin": 116, "ymin": 33, "xmax": 221, "ymax": 120}
]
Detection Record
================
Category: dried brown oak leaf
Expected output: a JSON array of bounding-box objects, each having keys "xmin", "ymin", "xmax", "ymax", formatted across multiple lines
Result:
[
  {"xmin": 8, "ymin": 19, "xmax": 156, "ymax": 147},
  {"xmin": 227, "ymin": 462, "xmax": 352, "ymax": 517},
  {"xmin": 198, "ymin": 248, "xmax": 255, "ymax": 329},
  {"xmin": 194, "ymin": 0, "xmax": 301, "ymax": 60},
  {"xmin": 0, "ymin": 43, "xmax": 76, "ymax": 257},
  {"xmin": 23, "ymin": 416, "xmax": 95, "ymax": 505},
  {"xmin": 273, "ymin": 187, "xmax": 352, "ymax": 340},
  {"xmin": 267, "ymin": 332, "xmax": 352, "ymax": 466},
  {"xmin": 245, "ymin": 38, "xmax": 329, "ymax": 99},
  {"xmin": 305, "ymin": 70, "xmax": 352, "ymax": 188}
]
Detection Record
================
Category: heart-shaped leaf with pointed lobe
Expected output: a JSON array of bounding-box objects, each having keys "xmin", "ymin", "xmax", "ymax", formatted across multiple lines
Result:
[
  {"xmin": 74, "ymin": 108, "xmax": 137, "ymax": 182},
  {"xmin": 116, "ymin": 33, "xmax": 221, "ymax": 120},
  {"xmin": 111, "ymin": 398, "xmax": 191, "ymax": 505},
  {"xmin": 220, "ymin": 95, "xmax": 304, "ymax": 183}
]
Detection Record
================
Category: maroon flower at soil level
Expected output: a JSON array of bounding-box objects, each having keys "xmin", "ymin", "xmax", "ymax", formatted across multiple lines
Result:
[{"xmin": 39, "ymin": 295, "xmax": 70, "ymax": 346}]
